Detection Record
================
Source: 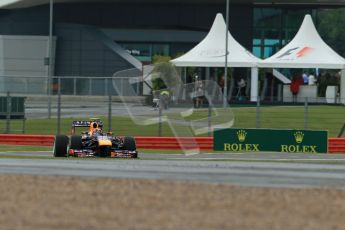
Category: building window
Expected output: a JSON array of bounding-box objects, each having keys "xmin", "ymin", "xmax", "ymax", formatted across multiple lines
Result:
[
  {"xmin": 119, "ymin": 43, "xmax": 169, "ymax": 62},
  {"xmin": 253, "ymin": 7, "xmax": 315, "ymax": 58}
]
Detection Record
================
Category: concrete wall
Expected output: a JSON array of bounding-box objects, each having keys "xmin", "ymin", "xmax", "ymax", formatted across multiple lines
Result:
[
  {"xmin": 0, "ymin": 35, "xmax": 55, "ymax": 76},
  {"xmin": 283, "ymin": 85, "xmax": 319, "ymax": 103},
  {"xmin": 0, "ymin": 35, "xmax": 56, "ymax": 94}
]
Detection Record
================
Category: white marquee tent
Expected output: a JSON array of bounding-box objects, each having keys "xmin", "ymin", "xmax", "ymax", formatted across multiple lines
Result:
[
  {"xmin": 171, "ymin": 13, "xmax": 260, "ymax": 67},
  {"xmin": 260, "ymin": 14, "xmax": 345, "ymax": 69},
  {"xmin": 260, "ymin": 14, "xmax": 345, "ymax": 103},
  {"xmin": 171, "ymin": 13, "xmax": 261, "ymax": 101}
]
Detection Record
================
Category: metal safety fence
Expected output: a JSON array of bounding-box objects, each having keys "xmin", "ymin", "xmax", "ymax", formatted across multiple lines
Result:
[
  {"xmin": 0, "ymin": 89, "xmax": 343, "ymax": 140},
  {"xmin": 0, "ymin": 73, "xmax": 343, "ymax": 139},
  {"xmin": 0, "ymin": 75, "xmax": 140, "ymax": 96}
]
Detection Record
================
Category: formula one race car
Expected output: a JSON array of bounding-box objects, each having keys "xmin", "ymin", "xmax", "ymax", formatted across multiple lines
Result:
[{"xmin": 53, "ymin": 118, "xmax": 138, "ymax": 158}]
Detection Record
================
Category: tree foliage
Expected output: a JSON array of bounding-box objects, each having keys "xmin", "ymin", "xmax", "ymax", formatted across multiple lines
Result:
[
  {"xmin": 316, "ymin": 9, "xmax": 344, "ymax": 95},
  {"xmin": 151, "ymin": 55, "xmax": 180, "ymax": 91},
  {"xmin": 318, "ymin": 8, "xmax": 345, "ymax": 57}
]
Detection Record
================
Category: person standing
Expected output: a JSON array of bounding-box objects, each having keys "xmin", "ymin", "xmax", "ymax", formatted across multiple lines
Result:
[
  {"xmin": 160, "ymin": 89, "xmax": 170, "ymax": 110},
  {"xmin": 290, "ymin": 75, "xmax": 303, "ymax": 103},
  {"xmin": 303, "ymin": 73, "xmax": 309, "ymax": 85},
  {"xmin": 308, "ymin": 72, "xmax": 316, "ymax": 85},
  {"xmin": 218, "ymin": 75, "xmax": 225, "ymax": 93},
  {"xmin": 194, "ymin": 78, "xmax": 204, "ymax": 108},
  {"xmin": 236, "ymin": 78, "xmax": 246, "ymax": 99}
]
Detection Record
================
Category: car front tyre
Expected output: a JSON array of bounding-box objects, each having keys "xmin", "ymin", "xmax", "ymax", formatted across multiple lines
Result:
[{"xmin": 53, "ymin": 135, "xmax": 69, "ymax": 157}]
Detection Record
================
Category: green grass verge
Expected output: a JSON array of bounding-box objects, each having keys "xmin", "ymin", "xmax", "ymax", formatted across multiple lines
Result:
[
  {"xmin": 0, "ymin": 105, "xmax": 343, "ymax": 137},
  {"xmin": 0, "ymin": 155, "xmax": 52, "ymax": 159},
  {"xmin": 0, "ymin": 145, "xmax": 189, "ymax": 154},
  {"xmin": 0, "ymin": 145, "xmax": 52, "ymax": 152}
]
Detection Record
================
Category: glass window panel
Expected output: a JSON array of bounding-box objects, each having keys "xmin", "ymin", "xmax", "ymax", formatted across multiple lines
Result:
[
  {"xmin": 253, "ymin": 8, "xmax": 323, "ymax": 61},
  {"xmin": 253, "ymin": 8, "xmax": 282, "ymax": 28},
  {"xmin": 119, "ymin": 43, "xmax": 152, "ymax": 61},
  {"xmin": 264, "ymin": 47, "xmax": 275, "ymax": 58},
  {"xmin": 137, "ymin": 56, "xmax": 152, "ymax": 62},
  {"xmin": 118, "ymin": 42, "xmax": 171, "ymax": 62},
  {"xmin": 264, "ymin": 39, "xmax": 280, "ymax": 46},
  {"xmin": 281, "ymin": 39, "xmax": 287, "ymax": 46},
  {"xmin": 152, "ymin": 44, "xmax": 169, "ymax": 56},
  {"xmin": 252, "ymin": 46, "xmax": 261, "ymax": 58},
  {"xmin": 282, "ymin": 29, "xmax": 297, "ymax": 44},
  {"xmin": 253, "ymin": 38, "xmax": 261, "ymax": 45},
  {"xmin": 264, "ymin": 29, "xmax": 280, "ymax": 40},
  {"xmin": 284, "ymin": 9, "xmax": 311, "ymax": 29}
]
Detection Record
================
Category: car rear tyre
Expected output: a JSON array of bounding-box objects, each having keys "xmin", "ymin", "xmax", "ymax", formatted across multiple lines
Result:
[
  {"xmin": 53, "ymin": 135, "xmax": 69, "ymax": 157},
  {"xmin": 123, "ymin": 136, "xmax": 136, "ymax": 151},
  {"xmin": 70, "ymin": 135, "xmax": 82, "ymax": 149}
]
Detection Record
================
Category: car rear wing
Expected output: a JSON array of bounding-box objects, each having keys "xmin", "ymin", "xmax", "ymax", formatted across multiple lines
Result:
[
  {"xmin": 72, "ymin": 120, "xmax": 103, "ymax": 127},
  {"xmin": 71, "ymin": 120, "xmax": 103, "ymax": 134},
  {"xmin": 72, "ymin": 121, "xmax": 91, "ymax": 127}
]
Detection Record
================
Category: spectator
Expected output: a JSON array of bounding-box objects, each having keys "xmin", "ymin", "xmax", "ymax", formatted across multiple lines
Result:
[
  {"xmin": 303, "ymin": 73, "xmax": 309, "ymax": 84},
  {"xmin": 308, "ymin": 72, "xmax": 316, "ymax": 85},
  {"xmin": 236, "ymin": 78, "xmax": 246, "ymax": 99},
  {"xmin": 290, "ymin": 75, "xmax": 304, "ymax": 103},
  {"xmin": 160, "ymin": 89, "xmax": 170, "ymax": 110},
  {"xmin": 194, "ymin": 78, "xmax": 204, "ymax": 108},
  {"xmin": 218, "ymin": 75, "xmax": 225, "ymax": 93}
]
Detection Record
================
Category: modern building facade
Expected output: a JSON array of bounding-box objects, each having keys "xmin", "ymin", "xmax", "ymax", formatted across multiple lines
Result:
[{"xmin": 0, "ymin": 0, "xmax": 344, "ymax": 96}]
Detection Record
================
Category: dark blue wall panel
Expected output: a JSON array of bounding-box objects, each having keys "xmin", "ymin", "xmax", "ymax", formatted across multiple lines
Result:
[{"xmin": 0, "ymin": 3, "xmax": 253, "ymax": 77}]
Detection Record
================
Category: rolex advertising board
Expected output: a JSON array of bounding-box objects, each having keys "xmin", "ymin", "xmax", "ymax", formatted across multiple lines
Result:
[{"xmin": 214, "ymin": 128, "xmax": 328, "ymax": 153}]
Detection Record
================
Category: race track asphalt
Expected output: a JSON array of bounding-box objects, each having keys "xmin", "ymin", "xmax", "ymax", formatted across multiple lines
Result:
[
  {"xmin": 2, "ymin": 151, "xmax": 345, "ymax": 188},
  {"xmin": 14, "ymin": 99, "xmax": 345, "ymax": 188}
]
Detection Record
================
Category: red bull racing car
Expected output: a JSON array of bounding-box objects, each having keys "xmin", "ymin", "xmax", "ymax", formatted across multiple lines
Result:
[{"xmin": 53, "ymin": 118, "xmax": 138, "ymax": 158}]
